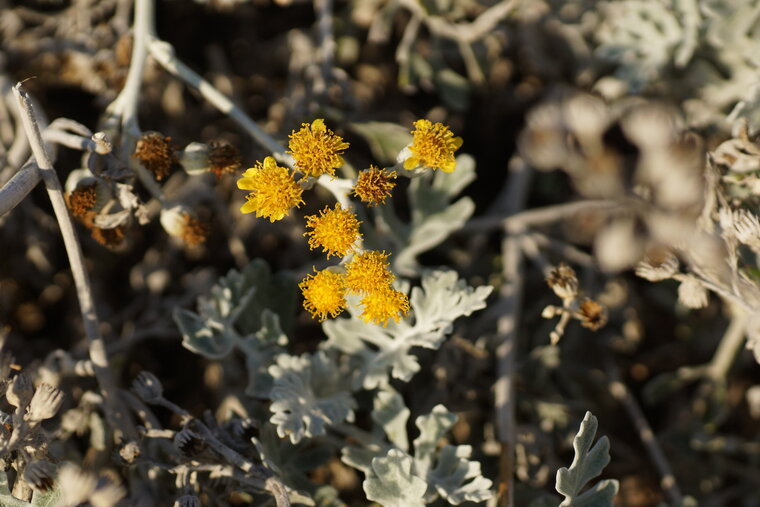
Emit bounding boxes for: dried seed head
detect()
[545,263,579,300]
[67,183,98,217]
[174,427,207,457]
[635,247,679,282]
[58,463,97,505]
[577,298,607,331]
[132,371,163,404]
[174,494,202,507]
[160,206,209,247]
[6,373,33,409]
[27,383,64,423]
[23,460,56,492]
[133,131,176,181]
[208,140,241,178]
[90,225,126,248]
[678,275,708,309]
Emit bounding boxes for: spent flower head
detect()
[353,166,397,206]
[67,183,98,218]
[403,119,462,172]
[360,287,410,326]
[237,156,304,221]
[208,139,242,178]
[304,203,362,258]
[299,268,347,321]
[287,118,349,178]
[133,131,176,181]
[345,251,395,294]
[160,206,209,247]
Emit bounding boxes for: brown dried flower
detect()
[577,298,607,331]
[545,263,579,300]
[208,140,241,178]
[91,226,126,248]
[133,132,176,181]
[66,184,98,218]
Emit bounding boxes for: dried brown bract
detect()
[133,132,177,181]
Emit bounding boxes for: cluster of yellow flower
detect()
[236,118,462,326]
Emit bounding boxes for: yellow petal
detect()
[441,160,456,173]
[452,137,463,150]
[240,199,258,214]
[311,119,326,132]
[403,157,419,170]
[237,178,256,190]
[262,156,277,169]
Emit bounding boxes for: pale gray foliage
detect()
[322,270,492,390]
[555,412,618,507]
[348,404,493,506]
[268,351,356,444]
[173,260,291,397]
[363,449,427,507]
[382,154,476,276]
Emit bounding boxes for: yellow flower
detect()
[353,166,397,206]
[304,203,362,258]
[237,156,304,222]
[360,287,410,326]
[345,251,395,294]
[299,269,347,321]
[287,119,349,178]
[403,119,462,173]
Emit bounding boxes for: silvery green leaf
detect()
[595,1,683,91]
[269,351,356,443]
[322,270,491,390]
[383,155,476,276]
[313,485,348,507]
[372,387,410,451]
[435,68,470,112]
[173,308,236,359]
[425,445,493,504]
[363,449,427,507]
[243,309,288,398]
[350,122,412,165]
[341,443,393,476]
[30,487,60,507]
[556,412,618,507]
[412,404,456,471]
[252,423,332,494]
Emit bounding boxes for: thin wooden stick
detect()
[12,83,137,442]
[494,157,532,507]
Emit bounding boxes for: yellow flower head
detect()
[304,203,362,258]
[299,268,347,321]
[360,287,410,326]
[353,166,397,206]
[237,156,304,222]
[345,251,395,294]
[287,119,350,178]
[403,119,463,173]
